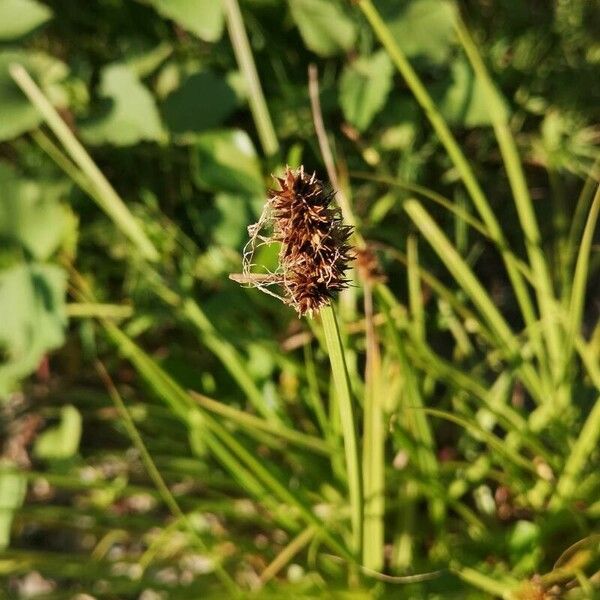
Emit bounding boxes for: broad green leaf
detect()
[289,0,357,57]
[213,193,255,248]
[375,0,457,64]
[0,263,67,396]
[339,51,393,131]
[0,50,68,141]
[0,0,52,40]
[436,58,508,127]
[0,163,69,260]
[146,0,224,42]
[192,130,264,196]
[80,64,164,146]
[162,70,237,136]
[0,468,26,549]
[34,405,82,460]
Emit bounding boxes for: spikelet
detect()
[231,166,353,316]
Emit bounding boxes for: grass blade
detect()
[188,390,333,455]
[356,0,538,342]
[566,183,600,359]
[102,321,352,560]
[455,17,560,374]
[404,199,544,403]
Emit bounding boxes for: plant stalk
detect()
[222,0,279,157]
[320,304,363,558]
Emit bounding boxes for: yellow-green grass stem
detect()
[361,283,384,570]
[321,304,363,559]
[222,0,279,157]
[9,64,159,262]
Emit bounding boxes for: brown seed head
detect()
[233,166,354,316]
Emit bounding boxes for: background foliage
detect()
[1,0,599,598]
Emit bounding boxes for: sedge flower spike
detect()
[230,166,354,316]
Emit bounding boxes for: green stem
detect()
[361,284,384,570]
[320,304,363,558]
[222,0,279,157]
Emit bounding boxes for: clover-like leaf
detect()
[80,64,164,146]
[339,51,394,131]
[146,0,224,42]
[0,263,67,396]
[289,0,357,57]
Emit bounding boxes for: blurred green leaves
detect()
[0,263,66,396]
[145,0,224,42]
[0,165,70,396]
[375,0,457,63]
[192,129,263,197]
[289,0,357,56]
[0,0,52,40]
[0,165,69,260]
[34,405,82,461]
[80,64,164,146]
[339,51,393,131]
[0,469,26,549]
[437,58,508,127]
[162,70,237,136]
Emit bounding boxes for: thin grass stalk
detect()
[9,64,159,261]
[304,342,331,437]
[182,298,282,423]
[454,18,560,376]
[320,304,363,558]
[566,183,600,361]
[451,563,519,596]
[361,282,384,570]
[356,1,539,357]
[308,64,357,232]
[424,409,537,475]
[407,234,425,340]
[94,362,242,597]
[565,158,600,291]
[550,394,600,508]
[188,390,332,455]
[259,526,316,585]
[352,172,491,240]
[404,199,544,402]
[377,288,443,523]
[102,321,352,559]
[222,0,279,156]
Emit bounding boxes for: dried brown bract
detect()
[231,166,354,316]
